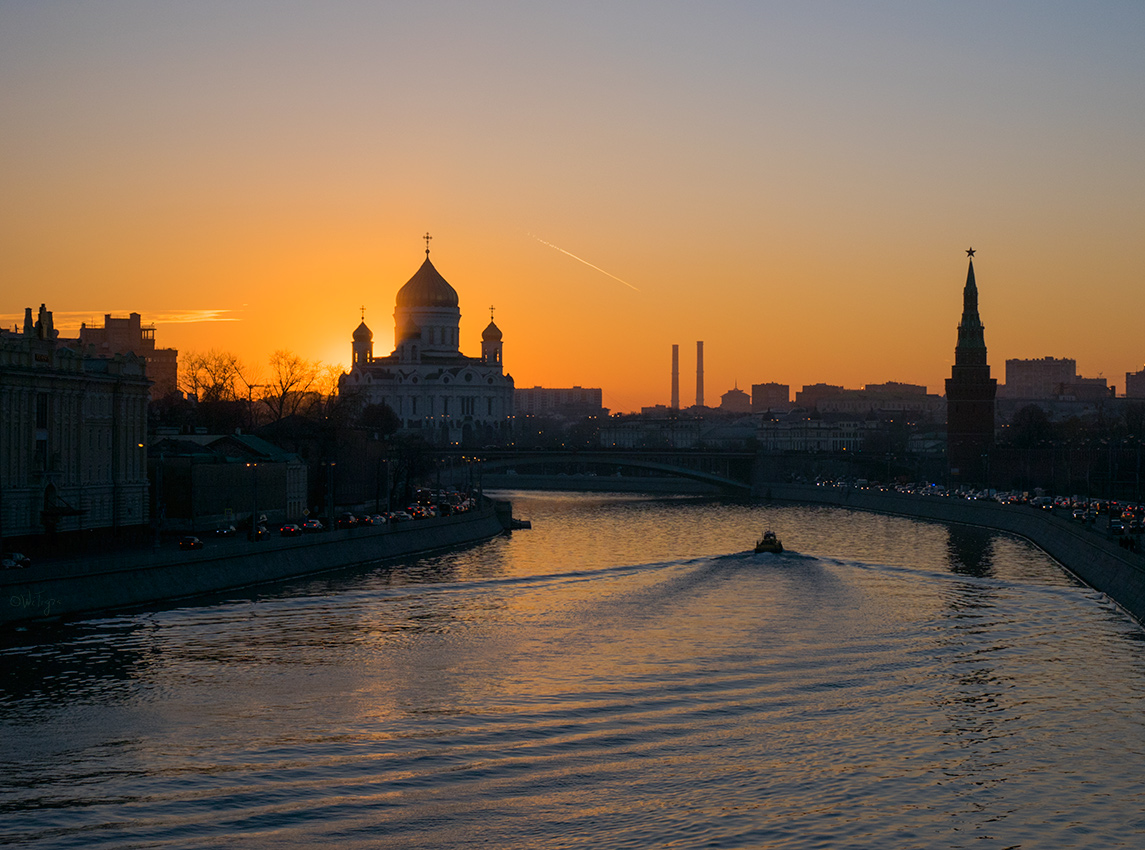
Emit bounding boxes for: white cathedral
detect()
[339,243,515,445]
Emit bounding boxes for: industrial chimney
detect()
[696,341,704,408]
[671,344,680,410]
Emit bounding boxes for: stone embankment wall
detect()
[2,506,506,626]
[756,482,1145,623]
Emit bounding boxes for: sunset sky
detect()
[3,2,1143,412]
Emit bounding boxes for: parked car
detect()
[178,536,204,551]
[1,552,31,569]
[279,523,303,537]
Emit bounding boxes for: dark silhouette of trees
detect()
[360,403,401,437]
[179,349,246,403]
[1008,404,1054,449]
[262,349,322,423]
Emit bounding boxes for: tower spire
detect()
[957,249,984,357]
[946,248,996,485]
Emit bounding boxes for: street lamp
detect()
[152,447,164,549]
[241,382,266,432]
[246,462,259,540]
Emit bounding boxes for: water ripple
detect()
[4,495,1145,848]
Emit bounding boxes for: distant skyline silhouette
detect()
[3,3,1143,412]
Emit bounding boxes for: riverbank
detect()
[1,503,507,626]
[757,482,1145,623]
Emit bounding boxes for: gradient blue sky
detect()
[3,2,1143,411]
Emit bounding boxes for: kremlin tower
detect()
[945,249,997,484]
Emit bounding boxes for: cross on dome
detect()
[423,232,433,256]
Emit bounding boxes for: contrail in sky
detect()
[529,234,641,292]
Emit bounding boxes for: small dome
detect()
[396,257,459,309]
[352,321,373,341]
[482,320,502,342]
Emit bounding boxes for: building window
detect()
[36,394,48,429]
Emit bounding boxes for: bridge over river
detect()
[439,448,755,494]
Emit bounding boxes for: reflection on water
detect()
[946,523,996,577]
[3,492,1145,849]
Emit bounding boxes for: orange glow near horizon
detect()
[3,4,1144,411]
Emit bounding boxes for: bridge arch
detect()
[452,450,753,493]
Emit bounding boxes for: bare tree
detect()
[261,350,322,422]
[179,349,246,403]
[302,363,352,423]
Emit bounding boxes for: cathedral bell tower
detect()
[945,249,997,485]
[351,309,373,369]
[481,306,503,367]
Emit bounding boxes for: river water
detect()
[4,492,1145,849]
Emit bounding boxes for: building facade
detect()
[1001,357,1110,402]
[600,417,703,449]
[815,382,945,420]
[945,252,997,483]
[794,383,845,410]
[756,415,871,453]
[516,386,607,419]
[73,312,179,399]
[339,247,514,446]
[1,304,151,541]
[1127,367,1145,399]
[719,385,751,413]
[1000,357,1076,399]
[751,382,792,413]
[150,433,308,532]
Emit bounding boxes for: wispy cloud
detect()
[529,234,641,292]
[0,309,240,331]
[145,309,240,325]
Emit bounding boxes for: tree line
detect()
[166,348,346,428]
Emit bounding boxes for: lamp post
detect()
[246,462,258,541]
[153,447,164,549]
[243,382,265,432]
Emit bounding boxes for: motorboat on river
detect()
[754,531,783,554]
